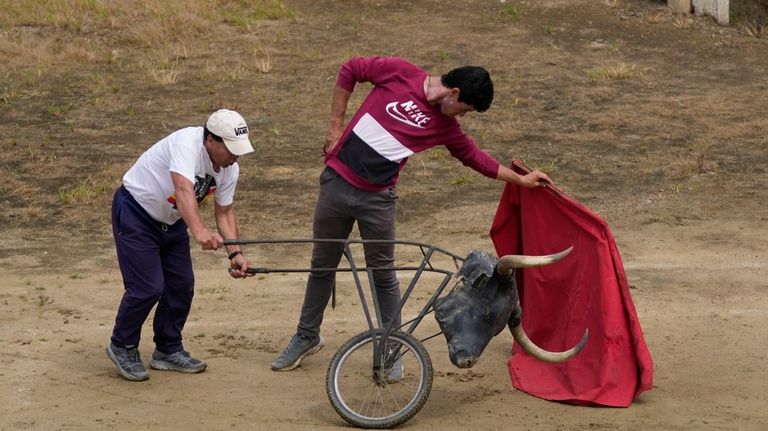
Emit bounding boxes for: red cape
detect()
[490,161,653,407]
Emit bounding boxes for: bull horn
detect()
[511,325,589,363]
[496,246,574,276]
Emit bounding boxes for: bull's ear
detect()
[469,274,490,290]
[459,251,496,287]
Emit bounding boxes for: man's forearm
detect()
[215,205,240,254]
[329,85,352,127]
[497,164,524,185]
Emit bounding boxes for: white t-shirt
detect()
[123,126,239,225]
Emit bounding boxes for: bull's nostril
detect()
[456,359,475,368]
[453,351,477,369]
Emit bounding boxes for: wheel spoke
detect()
[327,330,433,428]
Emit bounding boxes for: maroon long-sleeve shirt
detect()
[324,57,501,192]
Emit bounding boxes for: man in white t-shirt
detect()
[106,109,254,381]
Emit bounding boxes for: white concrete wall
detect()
[691,0,729,25]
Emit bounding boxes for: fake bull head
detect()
[433,247,588,368]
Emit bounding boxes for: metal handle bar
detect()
[242,265,455,275]
[225,238,464,259]
[224,238,466,274]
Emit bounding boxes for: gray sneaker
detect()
[149,350,207,373]
[385,346,404,383]
[106,342,149,382]
[271,333,325,371]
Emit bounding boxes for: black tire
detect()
[326,329,433,429]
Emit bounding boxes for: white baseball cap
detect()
[206,109,254,156]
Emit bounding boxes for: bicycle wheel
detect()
[326,329,433,429]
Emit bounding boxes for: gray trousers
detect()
[297,167,402,336]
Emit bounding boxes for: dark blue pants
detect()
[110,186,194,354]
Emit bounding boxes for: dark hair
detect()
[203,127,223,142]
[441,66,494,112]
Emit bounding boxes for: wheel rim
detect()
[331,334,427,422]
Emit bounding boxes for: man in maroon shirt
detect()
[271,57,552,374]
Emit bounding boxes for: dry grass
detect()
[6,206,46,220]
[0,0,296,89]
[255,46,273,74]
[1,74,20,103]
[660,153,718,178]
[672,15,693,29]
[587,62,639,80]
[738,20,768,38]
[148,61,180,85]
[645,11,665,24]
[0,0,295,32]
[19,143,59,166]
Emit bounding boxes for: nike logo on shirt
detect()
[385,101,430,128]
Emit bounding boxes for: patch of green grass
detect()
[450,171,474,185]
[58,183,99,203]
[501,4,521,20]
[47,101,74,117]
[429,148,447,160]
[58,175,110,204]
[220,0,296,28]
[535,160,558,175]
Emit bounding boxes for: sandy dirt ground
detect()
[1,0,767,430]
